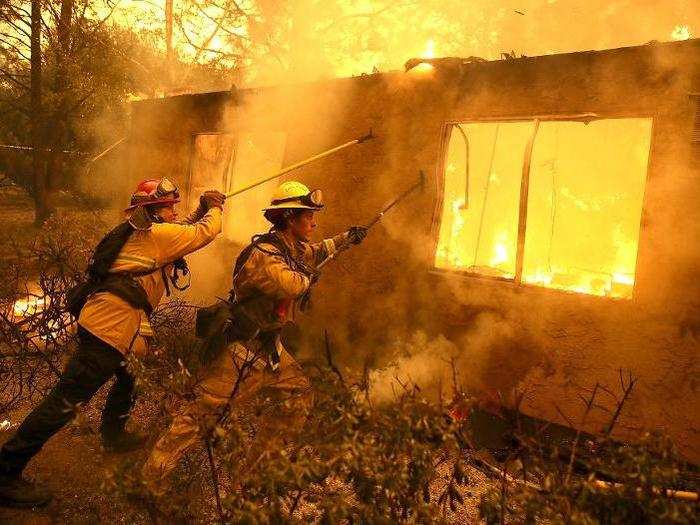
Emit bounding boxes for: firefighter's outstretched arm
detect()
[316,173,423,270]
[309,227,368,267]
[312,226,368,269]
[152,199,223,265]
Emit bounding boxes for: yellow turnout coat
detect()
[78,207,222,355]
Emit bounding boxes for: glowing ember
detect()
[671,25,692,41]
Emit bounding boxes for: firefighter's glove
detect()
[200,190,226,210]
[308,268,321,286]
[347,226,368,245]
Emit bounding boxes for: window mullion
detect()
[514,119,541,284]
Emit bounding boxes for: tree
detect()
[0,0,235,218]
[30,0,48,223]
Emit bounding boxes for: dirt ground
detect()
[0,397,153,525]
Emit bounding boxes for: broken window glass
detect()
[187,133,234,212]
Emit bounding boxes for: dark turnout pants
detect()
[0,327,135,476]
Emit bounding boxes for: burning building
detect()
[125,39,700,461]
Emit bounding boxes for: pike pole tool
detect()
[224,130,374,199]
[317,170,426,270]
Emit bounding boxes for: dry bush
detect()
[116,303,699,524]
[108,311,474,523]
[477,378,699,525]
[0,211,102,414]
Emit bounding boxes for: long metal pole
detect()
[224,131,373,198]
[317,171,424,270]
[364,171,425,229]
[89,137,127,163]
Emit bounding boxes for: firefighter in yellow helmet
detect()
[0,179,225,508]
[141,180,367,495]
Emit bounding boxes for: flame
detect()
[9,293,71,341]
[435,198,467,266]
[423,39,436,59]
[671,25,692,41]
[12,296,47,318]
[412,39,437,73]
[95,1,700,87]
[489,234,510,267]
[612,272,634,286]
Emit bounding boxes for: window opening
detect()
[187,133,234,212]
[514,119,541,283]
[453,124,470,209]
[473,123,499,265]
[435,117,652,299]
[187,131,287,245]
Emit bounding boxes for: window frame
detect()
[185,131,236,212]
[431,113,656,299]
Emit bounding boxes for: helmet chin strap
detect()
[128,206,165,230]
[146,205,165,224]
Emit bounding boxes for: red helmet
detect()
[126,178,180,210]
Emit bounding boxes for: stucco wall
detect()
[129,40,700,461]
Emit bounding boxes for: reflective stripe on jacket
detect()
[78,207,222,354]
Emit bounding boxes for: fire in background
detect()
[435,118,652,299]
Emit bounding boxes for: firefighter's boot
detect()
[0,474,52,508]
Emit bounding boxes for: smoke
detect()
[175,51,368,302]
[368,331,458,403]
[368,312,546,405]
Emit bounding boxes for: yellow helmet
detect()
[263,181,324,211]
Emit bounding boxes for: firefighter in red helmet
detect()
[0,179,225,509]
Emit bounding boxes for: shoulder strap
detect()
[88,222,136,281]
[232,232,286,282]
[230,231,318,304]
